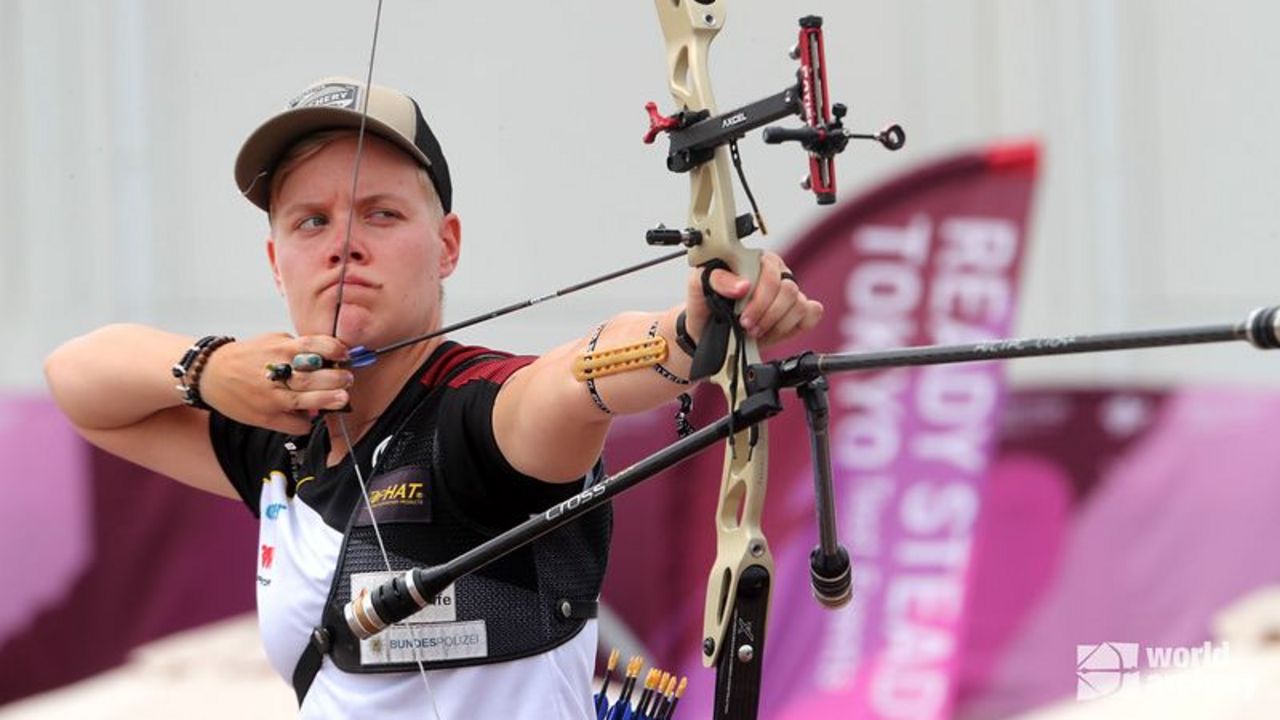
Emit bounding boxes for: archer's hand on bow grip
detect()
[682,252,824,360]
[200,333,353,435]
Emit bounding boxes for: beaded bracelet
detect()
[172,335,235,410]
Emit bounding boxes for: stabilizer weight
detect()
[1246,305,1280,349]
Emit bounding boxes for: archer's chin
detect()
[329,308,379,346]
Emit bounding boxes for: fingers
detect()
[269,336,353,413]
[272,363,353,393]
[705,268,752,300]
[682,266,751,340]
[759,297,823,347]
[714,255,823,344]
[202,332,355,427]
[294,335,350,364]
[273,372,353,413]
[737,258,791,333]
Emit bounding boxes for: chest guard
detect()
[304,378,611,686]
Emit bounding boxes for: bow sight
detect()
[644,15,904,207]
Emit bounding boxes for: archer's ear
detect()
[438,213,462,279]
[266,236,285,295]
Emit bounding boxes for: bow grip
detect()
[689,260,736,381]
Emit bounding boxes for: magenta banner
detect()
[0,395,257,706]
[0,398,91,650]
[604,142,1040,719]
[957,388,1280,717]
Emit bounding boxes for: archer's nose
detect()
[329,246,367,266]
[326,220,369,266]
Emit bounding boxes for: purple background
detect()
[0,397,256,705]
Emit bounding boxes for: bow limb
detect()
[652,0,774,709]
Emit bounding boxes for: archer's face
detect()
[267,134,460,348]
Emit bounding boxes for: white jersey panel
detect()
[256,472,343,682]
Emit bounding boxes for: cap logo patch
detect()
[288,83,360,111]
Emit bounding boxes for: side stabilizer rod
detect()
[750,305,1280,390]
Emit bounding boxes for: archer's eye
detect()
[297,215,329,230]
[368,209,402,222]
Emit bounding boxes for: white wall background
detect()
[3,0,1279,391]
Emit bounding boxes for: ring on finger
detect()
[780,271,797,284]
[291,353,326,372]
[265,362,293,383]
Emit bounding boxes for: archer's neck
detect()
[323,336,443,462]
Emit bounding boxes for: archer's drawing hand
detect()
[200,333,353,435]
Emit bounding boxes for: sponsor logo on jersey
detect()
[368,481,425,508]
[355,467,432,525]
[260,544,275,569]
[265,502,287,520]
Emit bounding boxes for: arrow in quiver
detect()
[594,649,688,720]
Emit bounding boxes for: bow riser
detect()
[652,0,775,683]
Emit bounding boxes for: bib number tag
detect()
[350,571,489,665]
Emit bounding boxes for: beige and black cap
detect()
[235,76,452,213]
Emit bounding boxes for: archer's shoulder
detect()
[420,342,535,389]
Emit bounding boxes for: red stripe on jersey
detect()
[419,344,534,389]
[449,355,535,387]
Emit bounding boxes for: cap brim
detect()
[234,106,432,212]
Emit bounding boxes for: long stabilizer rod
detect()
[760,305,1280,386]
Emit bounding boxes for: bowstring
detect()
[331,1,443,717]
